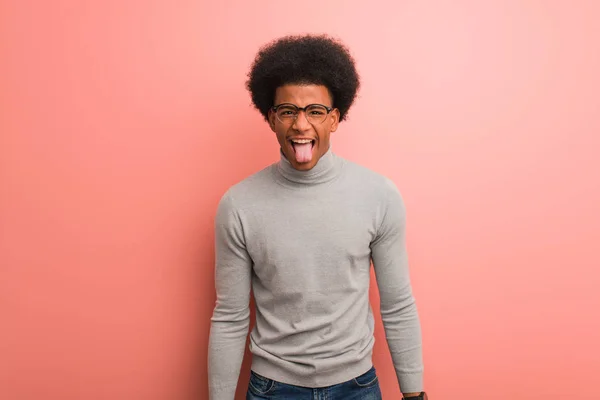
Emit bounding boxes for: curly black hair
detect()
[246,34,360,122]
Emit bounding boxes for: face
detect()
[269,84,339,171]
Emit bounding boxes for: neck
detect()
[276,147,341,186]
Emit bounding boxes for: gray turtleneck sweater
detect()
[208,149,423,398]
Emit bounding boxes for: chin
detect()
[292,161,317,171]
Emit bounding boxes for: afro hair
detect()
[246,34,360,122]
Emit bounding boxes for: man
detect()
[208,34,427,400]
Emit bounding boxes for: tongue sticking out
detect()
[293,142,313,163]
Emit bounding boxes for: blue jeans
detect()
[246,366,382,400]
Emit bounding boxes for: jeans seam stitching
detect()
[249,377,274,395]
[353,375,378,387]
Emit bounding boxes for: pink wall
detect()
[2,1,599,399]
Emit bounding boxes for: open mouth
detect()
[289,139,315,163]
[290,138,315,148]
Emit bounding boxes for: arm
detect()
[208,193,253,399]
[370,181,424,395]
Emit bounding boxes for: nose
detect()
[291,110,312,131]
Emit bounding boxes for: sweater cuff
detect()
[398,372,423,394]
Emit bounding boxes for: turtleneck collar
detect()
[275,146,342,186]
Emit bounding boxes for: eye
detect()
[307,105,327,115]
[277,105,298,116]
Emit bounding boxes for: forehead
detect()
[274,84,332,106]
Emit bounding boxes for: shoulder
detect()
[341,157,402,198]
[217,163,277,212]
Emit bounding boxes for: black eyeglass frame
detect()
[270,103,335,124]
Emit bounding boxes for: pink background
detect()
[1,1,599,399]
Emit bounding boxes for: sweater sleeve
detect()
[370,181,424,393]
[208,193,253,400]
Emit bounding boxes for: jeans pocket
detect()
[352,366,379,388]
[248,371,276,395]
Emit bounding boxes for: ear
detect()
[329,108,340,133]
[268,108,277,132]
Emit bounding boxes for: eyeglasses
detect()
[271,103,334,125]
